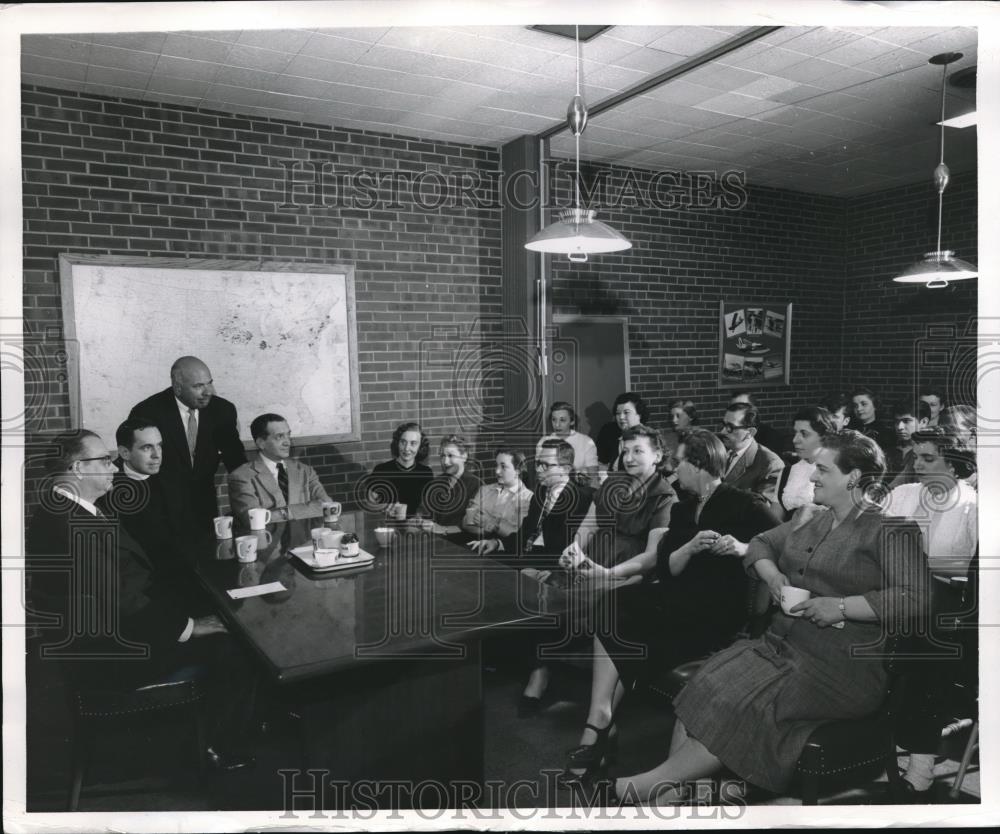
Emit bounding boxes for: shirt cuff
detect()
[178,617,195,643]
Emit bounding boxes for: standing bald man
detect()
[130,356,246,535]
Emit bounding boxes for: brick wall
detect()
[21,84,504,513]
[549,164,847,438]
[842,171,978,417]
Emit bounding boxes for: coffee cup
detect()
[391,503,408,521]
[374,527,395,548]
[248,508,271,530]
[311,527,328,550]
[321,529,344,550]
[235,534,259,563]
[340,540,361,557]
[780,586,811,616]
[213,515,234,539]
[322,501,342,522]
[313,548,339,568]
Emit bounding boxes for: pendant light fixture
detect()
[524,25,631,262]
[893,52,977,289]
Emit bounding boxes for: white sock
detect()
[903,753,935,791]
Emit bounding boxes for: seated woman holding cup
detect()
[558,428,778,785]
[366,421,434,519]
[464,447,534,549]
[588,430,926,804]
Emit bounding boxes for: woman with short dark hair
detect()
[365,422,433,516]
[777,406,835,519]
[595,392,651,472]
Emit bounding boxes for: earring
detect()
[846,480,857,490]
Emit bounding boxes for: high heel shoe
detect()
[565,721,618,769]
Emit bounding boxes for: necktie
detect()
[525,489,557,553]
[186,408,198,464]
[277,461,289,504]
[726,450,738,474]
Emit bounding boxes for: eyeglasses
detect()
[720,422,747,434]
[77,455,114,465]
[535,460,559,471]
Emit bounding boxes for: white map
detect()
[61,260,358,449]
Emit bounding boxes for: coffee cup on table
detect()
[340,539,361,557]
[780,586,811,616]
[321,529,344,550]
[248,508,271,530]
[390,503,408,522]
[374,527,395,548]
[235,535,258,563]
[313,548,339,568]
[322,501,342,522]
[213,515,234,539]
[311,527,328,551]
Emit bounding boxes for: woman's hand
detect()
[686,530,721,554]
[709,534,748,558]
[793,596,845,628]
[468,539,500,555]
[573,554,613,581]
[559,541,587,571]
[765,572,790,605]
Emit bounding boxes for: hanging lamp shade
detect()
[524,27,631,262]
[893,52,977,288]
[524,208,632,260]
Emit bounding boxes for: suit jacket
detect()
[723,439,784,506]
[129,388,246,532]
[227,457,333,525]
[26,497,190,676]
[499,480,594,569]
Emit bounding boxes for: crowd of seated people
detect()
[26,356,978,804]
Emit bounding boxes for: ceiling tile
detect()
[225,43,294,74]
[182,31,243,44]
[153,55,220,82]
[609,26,681,48]
[775,28,860,57]
[89,32,167,52]
[614,46,686,74]
[21,36,91,63]
[21,54,88,82]
[684,64,763,92]
[270,75,334,99]
[696,92,782,118]
[161,33,233,64]
[869,27,948,48]
[719,43,815,74]
[213,65,280,90]
[353,45,473,79]
[298,33,374,63]
[312,28,391,45]
[236,29,312,53]
[145,76,211,98]
[284,54,354,83]
[87,64,151,89]
[854,47,931,75]
[644,27,733,57]
[88,45,159,74]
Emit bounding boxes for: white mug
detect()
[213,515,233,539]
[321,529,344,550]
[391,502,408,521]
[322,501,342,522]
[248,508,271,530]
[235,535,258,563]
[780,586,811,617]
[311,527,328,551]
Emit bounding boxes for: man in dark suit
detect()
[26,430,255,768]
[728,391,786,455]
[720,402,785,508]
[472,438,594,569]
[129,356,246,537]
[99,418,207,603]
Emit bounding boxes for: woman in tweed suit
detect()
[607,430,928,804]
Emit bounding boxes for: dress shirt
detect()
[175,396,199,432]
[53,484,193,642]
[883,481,978,575]
[463,480,533,538]
[781,459,816,511]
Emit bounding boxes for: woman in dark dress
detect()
[364,421,433,516]
[603,430,927,804]
[558,429,777,784]
[595,392,650,473]
[851,387,890,453]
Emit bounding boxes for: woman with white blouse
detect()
[777,406,834,520]
[536,401,599,487]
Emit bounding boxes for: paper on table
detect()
[227,581,286,599]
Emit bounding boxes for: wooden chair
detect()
[67,676,208,811]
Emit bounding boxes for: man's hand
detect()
[191,615,228,637]
[468,539,500,555]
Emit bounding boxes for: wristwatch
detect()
[838,597,847,620]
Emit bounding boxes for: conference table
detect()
[194,510,579,806]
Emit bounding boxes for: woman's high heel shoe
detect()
[566,721,618,768]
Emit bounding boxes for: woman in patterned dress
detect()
[606,430,927,804]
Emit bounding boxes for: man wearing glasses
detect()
[473,439,594,567]
[719,402,784,509]
[26,430,255,770]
